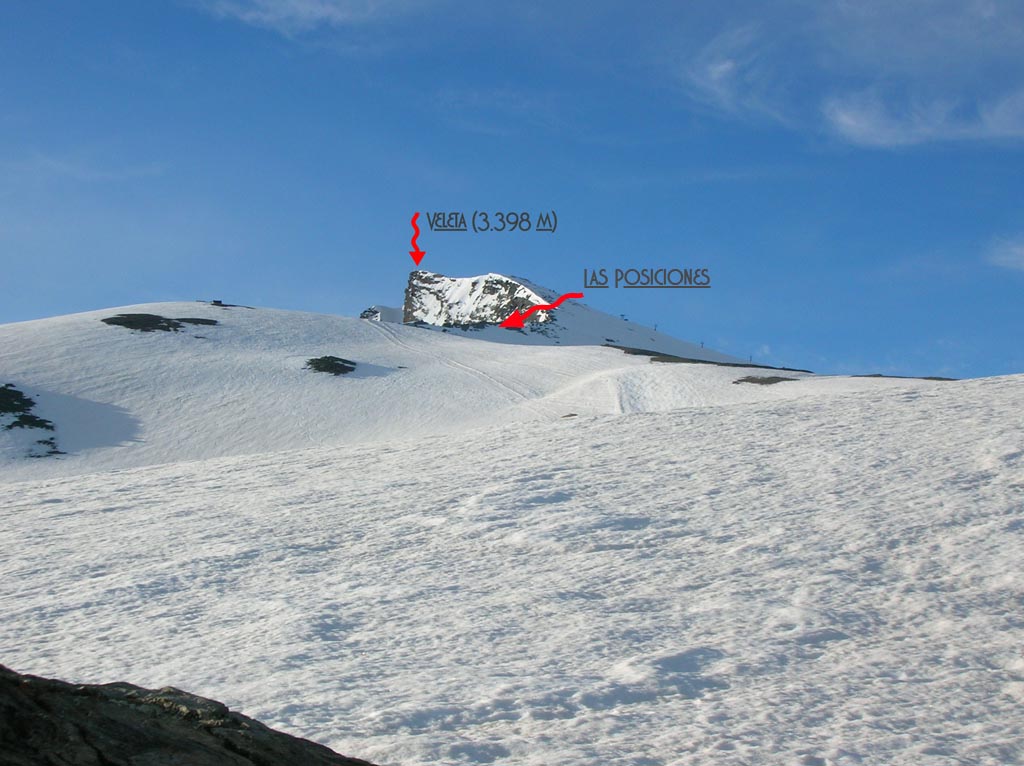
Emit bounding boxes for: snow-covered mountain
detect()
[398,270,745,363]
[4,284,1021,766]
[402,271,552,326]
[0,294,924,480]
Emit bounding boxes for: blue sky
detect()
[2,1,1022,377]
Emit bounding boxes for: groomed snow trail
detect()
[3,375,1022,766]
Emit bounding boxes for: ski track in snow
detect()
[1,301,891,481]
[3,373,1023,766]
[370,320,536,406]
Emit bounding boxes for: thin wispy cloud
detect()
[680,24,794,126]
[988,237,1024,272]
[195,0,1024,148]
[197,0,428,33]
[822,89,1024,147]
[675,0,1024,148]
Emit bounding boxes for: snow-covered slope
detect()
[2,374,1021,765]
[3,296,1020,765]
[1,300,910,481]
[401,271,744,363]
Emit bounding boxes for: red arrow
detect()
[409,211,426,265]
[500,292,584,329]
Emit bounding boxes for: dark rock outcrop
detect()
[306,356,357,376]
[0,384,63,458]
[0,384,54,433]
[101,314,219,333]
[733,375,799,385]
[0,664,378,766]
[358,305,402,322]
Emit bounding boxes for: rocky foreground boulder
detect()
[0,664,377,766]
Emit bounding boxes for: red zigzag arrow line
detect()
[409,212,425,265]
[520,292,584,320]
[501,292,584,328]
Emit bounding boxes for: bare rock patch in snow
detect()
[0,383,62,458]
[101,314,219,333]
[0,664,379,766]
[733,376,800,385]
[306,356,358,376]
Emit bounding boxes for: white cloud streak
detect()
[822,89,1024,146]
[988,237,1024,271]
[198,0,425,33]
[681,25,792,125]
[677,0,1024,147]
[194,0,1024,148]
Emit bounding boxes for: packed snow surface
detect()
[3,359,1022,764]
[3,301,834,480]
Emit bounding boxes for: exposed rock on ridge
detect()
[403,270,551,326]
[0,664,378,766]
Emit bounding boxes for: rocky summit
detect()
[0,664,377,766]
[402,270,551,326]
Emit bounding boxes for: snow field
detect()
[2,302,923,481]
[2,374,1022,765]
